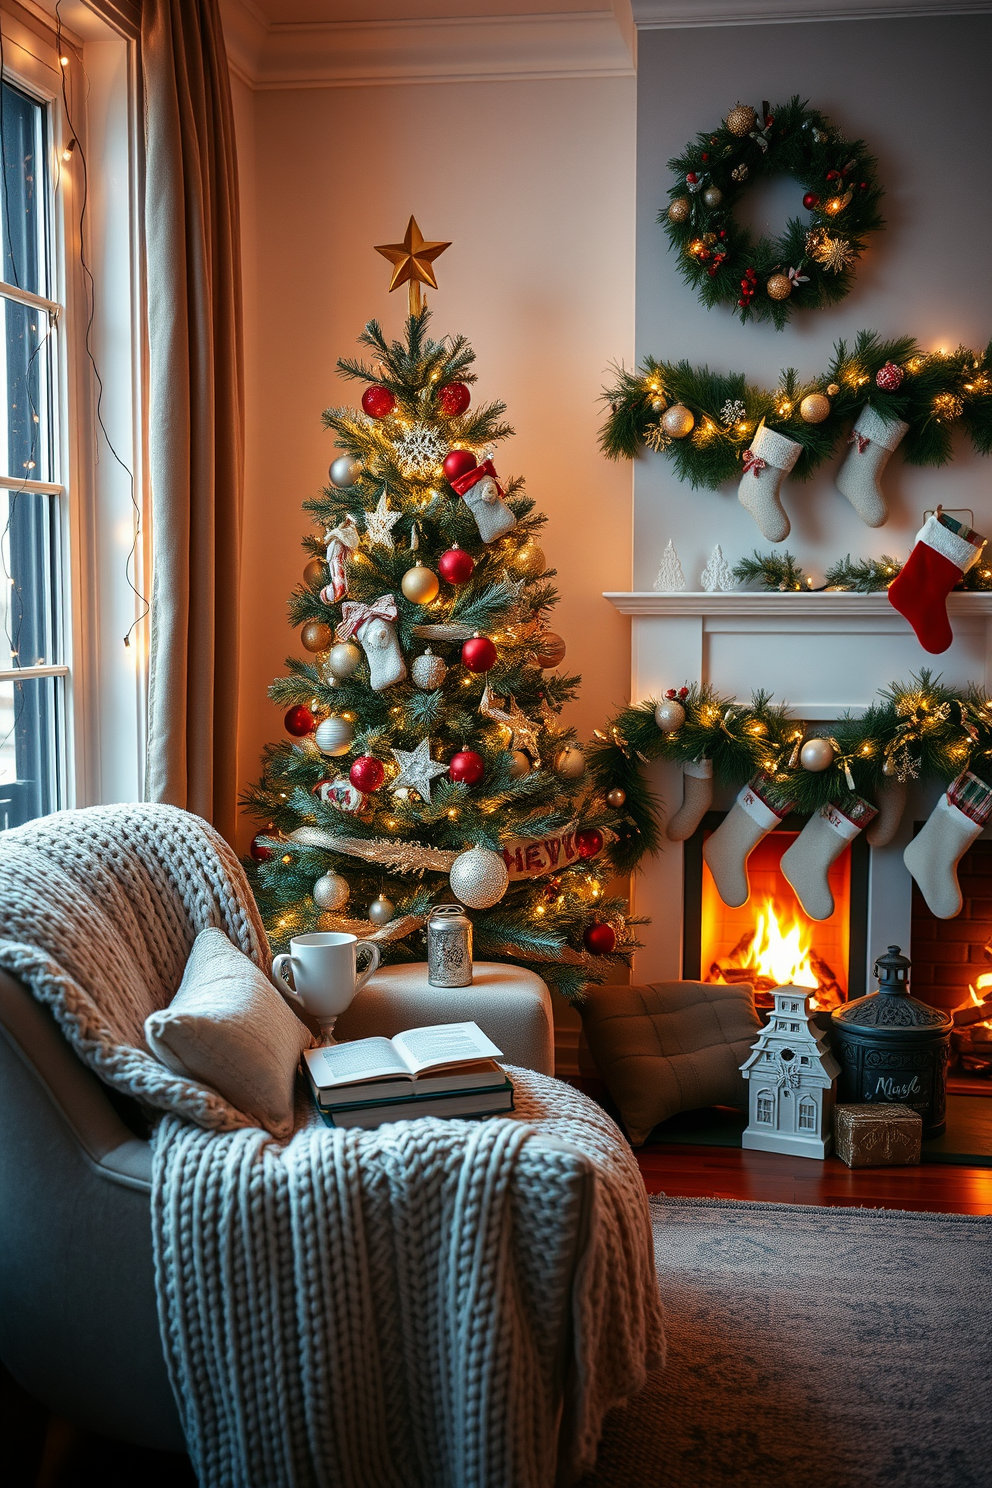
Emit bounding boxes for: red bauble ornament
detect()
[584,922,616,956]
[438,545,475,585]
[576,829,604,860]
[349,756,385,793]
[461,636,497,673]
[802,191,820,209]
[443,448,477,484]
[448,749,485,786]
[284,704,315,737]
[361,385,396,419]
[876,361,904,391]
[250,833,274,862]
[438,382,471,417]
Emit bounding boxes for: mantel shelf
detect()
[603,591,992,618]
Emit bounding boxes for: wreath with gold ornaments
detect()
[662,96,884,329]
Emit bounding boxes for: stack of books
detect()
[304,1020,513,1130]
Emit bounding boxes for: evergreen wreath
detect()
[662,97,884,328]
[600,331,992,483]
[590,674,992,873]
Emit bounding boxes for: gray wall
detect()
[633,14,992,591]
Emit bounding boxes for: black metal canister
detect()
[830,946,952,1135]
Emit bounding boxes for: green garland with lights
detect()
[589,674,992,874]
[662,97,884,328]
[600,331,992,484]
[731,549,992,593]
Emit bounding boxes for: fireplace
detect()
[911,835,992,1083]
[682,812,868,1011]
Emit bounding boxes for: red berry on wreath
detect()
[802,191,820,209]
[678,687,689,698]
[438,545,475,585]
[349,756,385,793]
[686,172,698,184]
[449,749,485,786]
[461,635,497,673]
[361,386,396,419]
[576,829,604,860]
[701,153,709,162]
[250,833,274,863]
[584,922,616,956]
[443,448,477,484]
[876,361,904,391]
[826,169,840,181]
[284,704,315,737]
[718,230,727,239]
[438,381,471,417]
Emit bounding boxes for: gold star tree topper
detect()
[375,216,451,316]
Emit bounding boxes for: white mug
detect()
[272,932,380,1044]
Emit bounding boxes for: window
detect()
[800,1055,809,1065]
[756,1092,774,1124]
[790,1023,799,1032]
[798,1099,817,1131]
[0,77,65,829]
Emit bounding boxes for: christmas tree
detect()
[244,223,638,1002]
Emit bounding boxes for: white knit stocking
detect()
[903,771,992,918]
[737,422,802,544]
[666,758,714,841]
[835,405,909,528]
[702,774,792,908]
[781,796,877,921]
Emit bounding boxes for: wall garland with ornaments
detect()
[600,332,992,543]
[589,673,992,878]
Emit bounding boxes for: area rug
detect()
[582,1196,992,1488]
[642,1093,992,1165]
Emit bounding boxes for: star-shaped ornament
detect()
[364,492,402,550]
[375,216,451,297]
[479,685,542,765]
[390,738,450,803]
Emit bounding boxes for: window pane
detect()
[1,485,58,667]
[0,297,55,483]
[1,80,48,298]
[0,672,62,828]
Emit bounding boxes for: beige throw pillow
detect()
[145,928,311,1139]
[580,980,762,1146]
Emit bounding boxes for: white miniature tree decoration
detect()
[740,988,840,1159]
[653,539,686,593]
[701,543,735,592]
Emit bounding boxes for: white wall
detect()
[633,14,992,592]
[233,73,637,851]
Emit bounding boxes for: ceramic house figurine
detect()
[740,987,840,1158]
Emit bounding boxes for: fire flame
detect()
[966,972,992,1027]
[739,897,818,992]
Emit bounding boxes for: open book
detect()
[304,1021,505,1107]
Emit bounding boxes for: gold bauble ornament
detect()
[702,185,723,209]
[534,632,566,669]
[606,787,627,808]
[667,197,691,223]
[800,737,834,772]
[301,620,333,653]
[726,103,757,137]
[303,557,325,589]
[882,756,896,777]
[661,404,694,439]
[326,641,362,679]
[555,747,586,780]
[654,699,685,733]
[766,273,792,301]
[508,750,532,779]
[826,383,840,397]
[800,393,832,424]
[368,894,395,927]
[513,541,546,577]
[400,562,440,604]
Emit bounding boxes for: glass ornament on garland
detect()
[244,255,636,1001]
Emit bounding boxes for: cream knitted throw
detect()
[0,805,665,1487]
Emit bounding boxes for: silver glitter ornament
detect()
[411,648,447,690]
[315,715,355,756]
[313,872,350,911]
[448,847,509,909]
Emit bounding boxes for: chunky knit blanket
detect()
[0,805,665,1487]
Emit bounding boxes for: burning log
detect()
[952,997,992,1028]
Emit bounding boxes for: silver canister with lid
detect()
[427,904,473,987]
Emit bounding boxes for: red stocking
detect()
[888,512,985,654]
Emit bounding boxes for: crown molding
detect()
[220,3,636,90]
[631,0,992,26]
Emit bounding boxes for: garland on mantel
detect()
[600,331,992,484]
[589,673,992,873]
[732,548,992,593]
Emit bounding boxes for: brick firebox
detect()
[910,839,992,1015]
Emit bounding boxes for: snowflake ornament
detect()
[720,400,746,427]
[807,231,854,274]
[394,423,447,479]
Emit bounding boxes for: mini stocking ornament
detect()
[737,422,802,544]
[702,773,793,908]
[450,459,516,543]
[666,758,713,841]
[865,779,908,848]
[835,406,909,528]
[903,769,992,918]
[781,795,877,921]
[337,593,407,692]
[888,512,985,654]
[320,515,360,604]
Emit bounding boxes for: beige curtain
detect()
[141,0,244,844]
